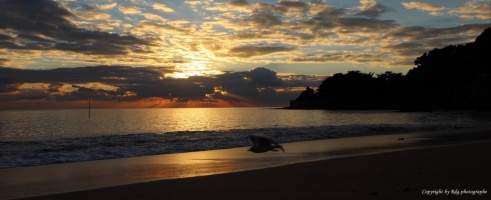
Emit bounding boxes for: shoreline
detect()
[1,128,491,199]
[26,140,491,200]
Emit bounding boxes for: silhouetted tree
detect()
[314,71,397,109]
[403,27,491,110]
[296,87,315,101]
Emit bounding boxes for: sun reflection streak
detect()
[221,92,258,105]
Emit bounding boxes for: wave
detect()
[0,123,476,169]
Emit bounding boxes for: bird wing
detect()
[248,135,273,148]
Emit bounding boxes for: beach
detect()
[1,128,489,199]
[24,140,491,200]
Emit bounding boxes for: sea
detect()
[1,108,491,169]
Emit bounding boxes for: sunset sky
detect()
[1,0,490,109]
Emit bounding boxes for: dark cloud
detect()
[274,4,395,35]
[47,83,64,93]
[252,1,312,15]
[228,44,296,58]
[226,2,399,44]
[230,0,249,6]
[337,17,397,31]
[234,0,489,56]
[387,23,491,44]
[385,42,424,50]
[213,67,302,105]
[58,85,113,101]
[311,6,346,21]
[279,1,310,10]
[246,12,283,28]
[0,0,150,55]
[248,67,283,86]
[0,66,177,101]
[0,66,167,84]
[0,66,319,106]
[382,42,430,57]
[381,23,491,58]
[223,1,400,45]
[0,78,20,93]
[254,3,288,14]
[0,58,9,66]
[0,89,49,101]
[216,72,260,100]
[291,53,384,63]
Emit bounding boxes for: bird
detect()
[247,135,285,153]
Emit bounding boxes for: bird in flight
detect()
[248,135,285,153]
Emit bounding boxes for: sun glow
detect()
[168,61,222,79]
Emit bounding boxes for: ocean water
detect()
[1,108,491,168]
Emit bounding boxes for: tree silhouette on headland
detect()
[289,27,491,110]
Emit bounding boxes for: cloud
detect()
[382,42,428,57]
[248,67,283,86]
[386,23,491,46]
[402,1,491,19]
[375,23,491,64]
[228,44,296,58]
[337,17,397,31]
[0,0,150,56]
[0,66,207,101]
[449,1,491,20]
[401,2,445,15]
[143,13,166,21]
[291,52,385,63]
[74,5,112,21]
[355,0,390,18]
[245,12,284,28]
[0,74,21,93]
[199,0,488,69]
[213,67,290,105]
[99,2,118,10]
[0,58,10,66]
[0,65,320,107]
[153,3,175,13]
[2,0,490,78]
[118,6,142,14]
[229,0,249,6]
[279,1,310,12]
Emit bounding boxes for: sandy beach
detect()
[25,141,491,200]
[2,128,490,200]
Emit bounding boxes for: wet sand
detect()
[25,141,491,200]
[2,128,490,199]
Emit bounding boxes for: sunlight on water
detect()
[1,108,491,168]
[1,108,491,142]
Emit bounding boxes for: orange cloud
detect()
[402,2,445,13]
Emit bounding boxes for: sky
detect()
[0,0,490,109]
